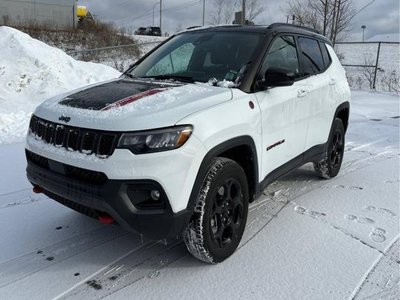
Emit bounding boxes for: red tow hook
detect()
[33,186,43,194]
[98,214,115,224]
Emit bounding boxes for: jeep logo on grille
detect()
[59,115,71,123]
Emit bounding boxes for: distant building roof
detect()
[367,33,400,43]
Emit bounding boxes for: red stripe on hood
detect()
[101,88,169,111]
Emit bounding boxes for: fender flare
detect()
[186,136,259,211]
[333,101,350,133]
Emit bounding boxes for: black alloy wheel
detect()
[183,158,249,263]
[210,178,245,248]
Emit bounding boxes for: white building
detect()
[0,0,77,29]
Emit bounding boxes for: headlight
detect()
[117,125,193,154]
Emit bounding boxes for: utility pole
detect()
[361,25,366,42]
[202,0,205,26]
[160,0,162,34]
[153,2,159,26]
[242,0,246,25]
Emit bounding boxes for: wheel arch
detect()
[187,136,259,211]
[335,101,350,132]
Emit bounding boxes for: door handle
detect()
[297,89,309,98]
[329,78,336,85]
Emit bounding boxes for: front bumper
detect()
[26,151,191,239]
[25,132,206,213]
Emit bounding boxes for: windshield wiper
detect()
[140,74,195,83]
[123,72,134,79]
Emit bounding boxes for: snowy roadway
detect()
[0,91,398,299]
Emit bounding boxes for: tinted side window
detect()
[260,35,300,79]
[319,41,332,68]
[298,37,324,76]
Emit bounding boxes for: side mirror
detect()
[258,67,295,89]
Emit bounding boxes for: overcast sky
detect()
[78,0,399,41]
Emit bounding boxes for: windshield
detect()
[127,31,264,85]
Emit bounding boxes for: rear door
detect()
[297,37,336,150]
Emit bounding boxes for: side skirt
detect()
[255,143,327,197]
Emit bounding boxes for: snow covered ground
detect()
[0,26,121,145]
[0,91,398,299]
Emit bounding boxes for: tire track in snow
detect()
[0,226,129,288]
[56,240,187,300]
[0,188,31,198]
[0,188,45,209]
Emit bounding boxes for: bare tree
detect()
[362,58,376,90]
[287,0,323,30]
[330,0,353,44]
[209,0,236,25]
[209,0,265,25]
[245,0,265,22]
[286,0,354,44]
[380,70,400,95]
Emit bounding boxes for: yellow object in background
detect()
[77,6,88,18]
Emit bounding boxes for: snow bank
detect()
[0,26,121,144]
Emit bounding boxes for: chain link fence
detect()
[334,42,400,94]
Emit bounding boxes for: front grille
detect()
[29,115,120,158]
[26,150,108,185]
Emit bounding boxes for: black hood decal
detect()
[59,79,181,110]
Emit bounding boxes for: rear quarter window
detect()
[319,41,332,68]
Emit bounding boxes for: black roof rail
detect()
[186,26,202,30]
[268,23,321,35]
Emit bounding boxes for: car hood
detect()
[34,78,232,131]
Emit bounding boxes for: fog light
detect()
[150,190,161,201]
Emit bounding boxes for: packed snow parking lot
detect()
[0,27,399,299]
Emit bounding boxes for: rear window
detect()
[298,37,325,76]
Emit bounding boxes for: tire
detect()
[183,157,249,263]
[314,118,345,179]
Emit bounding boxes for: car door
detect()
[297,37,336,150]
[253,35,309,177]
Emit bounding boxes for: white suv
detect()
[26,23,350,263]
